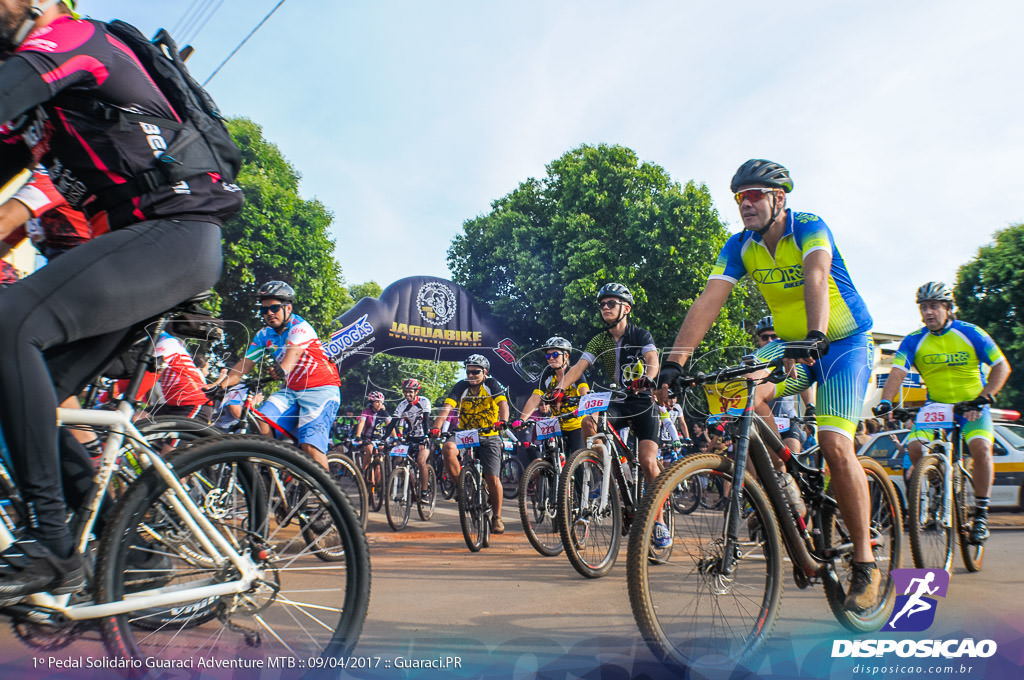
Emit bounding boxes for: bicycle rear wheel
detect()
[417,466,437,521]
[557,448,622,578]
[501,454,523,500]
[907,454,953,571]
[955,464,984,572]
[822,457,903,632]
[458,466,486,552]
[326,451,368,531]
[627,453,782,669]
[96,434,370,666]
[385,466,412,531]
[519,458,563,556]
[669,472,701,515]
[366,458,384,512]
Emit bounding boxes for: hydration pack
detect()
[75,20,241,216]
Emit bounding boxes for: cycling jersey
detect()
[153,332,208,406]
[891,320,1005,404]
[246,314,341,392]
[710,210,873,341]
[392,396,432,438]
[358,407,391,439]
[532,366,588,431]
[1,16,242,234]
[444,377,508,436]
[2,167,91,257]
[581,323,657,398]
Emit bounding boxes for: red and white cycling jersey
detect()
[154,332,209,406]
[246,314,341,392]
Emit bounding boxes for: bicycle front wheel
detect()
[417,466,437,521]
[519,458,563,556]
[326,450,368,531]
[557,448,622,578]
[907,454,953,571]
[458,466,486,552]
[366,458,384,512]
[627,454,782,669]
[96,434,370,665]
[385,466,412,531]
[501,455,524,500]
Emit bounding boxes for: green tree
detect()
[447,143,760,368]
[335,281,460,408]
[955,223,1024,407]
[216,118,351,348]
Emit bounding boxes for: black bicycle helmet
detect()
[916,281,954,305]
[730,159,794,193]
[754,316,774,335]
[257,280,295,303]
[597,282,634,305]
[541,336,572,353]
[465,354,490,371]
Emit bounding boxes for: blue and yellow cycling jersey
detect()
[892,320,1006,404]
[709,210,872,342]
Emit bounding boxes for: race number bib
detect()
[536,417,562,440]
[578,392,612,415]
[389,444,410,457]
[703,381,749,423]
[916,402,954,430]
[454,429,480,449]
[774,416,791,433]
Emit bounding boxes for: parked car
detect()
[857,409,1024,512]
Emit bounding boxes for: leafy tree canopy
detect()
[955,223,1024,406]
[447,143,761,364]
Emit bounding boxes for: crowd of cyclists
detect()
[0,0,1012,656]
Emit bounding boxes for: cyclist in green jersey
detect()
[658,159,880,610]
[874,282,1011,543]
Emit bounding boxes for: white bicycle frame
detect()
[0,401,263,621]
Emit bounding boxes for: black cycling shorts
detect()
[607,397,660,444]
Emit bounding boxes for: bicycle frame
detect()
[585,411,641,519]
[0,402,262,621]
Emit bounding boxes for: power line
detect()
[183,0,225,45]
[172,0,208,37]
[202,0,290,87]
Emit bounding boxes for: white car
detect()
[857,408,1024,511]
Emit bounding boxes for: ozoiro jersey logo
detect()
[417,282,457,326]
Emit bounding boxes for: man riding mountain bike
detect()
[873,282,1011,544]
[0,0,241,604]
[388,378,433,498]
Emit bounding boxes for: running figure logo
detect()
[884,568,949,632]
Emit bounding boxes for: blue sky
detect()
[93,1,1023,336]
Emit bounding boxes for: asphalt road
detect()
[1,502,1022,680]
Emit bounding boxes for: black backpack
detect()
[75,20,242,215]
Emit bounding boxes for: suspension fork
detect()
[720,379,755,576]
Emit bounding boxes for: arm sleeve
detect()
[0,57,51,126]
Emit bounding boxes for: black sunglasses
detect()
[598,299,622,309]
[759,333,778,341]
[466,369,483,376]
[257,303,286,315]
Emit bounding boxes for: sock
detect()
[853,560,877,571]
[975,497,989,515]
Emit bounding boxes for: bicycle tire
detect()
[519,458,563,557]
[907,454,953,571]
[699,473,728,510]
[326,451,368,531]
[95,434,370,666]
[557,448,622,578]
[646,489,674,566]
[385,466,412,531]
[669,469,701,515]
[955,463,984,572]
[417,466,437,521]
[501,455,523,500]
[822,456,903,632]
[626,453,782,669]
[135,415,222,453]
[366,459,384,512]
[458,466,485,552]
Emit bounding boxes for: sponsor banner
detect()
[326,276,533,397]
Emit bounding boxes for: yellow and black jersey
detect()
[532,366,588,431]
[444,377,507,436]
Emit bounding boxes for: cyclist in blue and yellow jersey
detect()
[658,159,880,611]
[513,337,590,454]
[874,282,1011,544]
[556,283,669,548]
[430,355,510,534]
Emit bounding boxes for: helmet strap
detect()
[603,302,629,329]
[752,194,782,236]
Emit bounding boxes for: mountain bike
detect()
[627,351,902,670]
[361,438,389,513]
[500,437,524,500]
[516,404,580,557]
[428,436,457,500]
[557,388,675,579]
[0,295,370,666]
[453,426,516,552]
[897,402,986,573]
[384,437,437,531]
